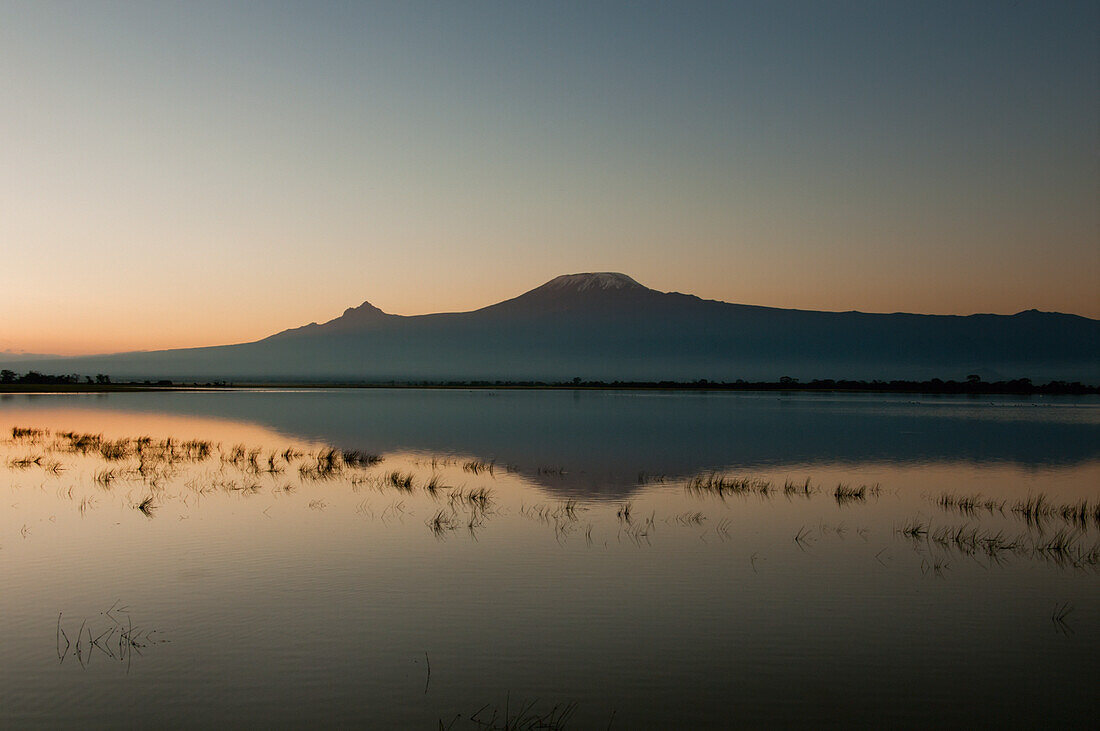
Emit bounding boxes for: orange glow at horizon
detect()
[3,260,1099,357]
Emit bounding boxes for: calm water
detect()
[0,389,1097,728]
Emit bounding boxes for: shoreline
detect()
[2,380,1098,396]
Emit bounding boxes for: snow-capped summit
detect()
[539,272,646,292]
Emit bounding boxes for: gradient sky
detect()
[1,1,1098,355]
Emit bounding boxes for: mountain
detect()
[3,273,1098,383]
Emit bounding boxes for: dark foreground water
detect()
[0,389,1097,728]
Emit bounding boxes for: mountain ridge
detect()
[3,272,1098,383]
[265,272,1097,343]
[278,273,1091,333]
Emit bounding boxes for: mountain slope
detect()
[3,273,1098,382]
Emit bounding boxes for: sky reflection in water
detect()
[0,391,1097,728]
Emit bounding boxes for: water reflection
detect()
[3,389,1099,497]
[1,393,1098,728]
[3,420,1097,567]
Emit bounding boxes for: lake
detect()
[1,389,1097,728]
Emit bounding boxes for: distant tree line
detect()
[1,370,1096,394]
[0,370,178,387]
[1,370,113,385]
[413,376,1099,395]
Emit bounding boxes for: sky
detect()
[1,1,1097,355]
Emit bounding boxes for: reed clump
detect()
[341,450,382,468]
[898,517,1100,569]
[897,519,928,539]
[932,491,1098,530]
[686,473,772,498]
[179,439,213,461]
[929,525,1023,558]
[387,471,415,491]
[443,698,577,731]
[621,514,654,545]
[427,509,458,537]
[449,486,494,511]
[1056,500,1096,530]
[462,459,495,476]
[424,474,445,496]
[298,449,348,481]
[1011,494,1099,530]
[134,495,156,516]
[1012,494,1051,525]
[56,602,165,669]
[1051,602,1074,635]
[783,477,816,497]
[933,492,1006,515]
[7,454,43,469]
[314,448,342,476]
[12,426,49,440]
[519,499,586,539]
[833,483,865,505]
